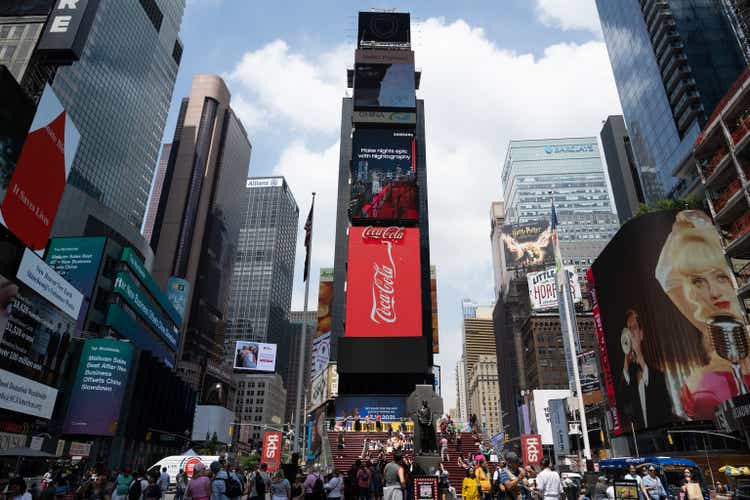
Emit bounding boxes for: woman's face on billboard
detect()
[686,267,735,320]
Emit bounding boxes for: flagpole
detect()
[550,195,591,461]
[293,192,315,454]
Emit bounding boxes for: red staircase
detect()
[328,431,475,491]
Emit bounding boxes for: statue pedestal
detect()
[412,454,442,476]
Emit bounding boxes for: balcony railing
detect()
[715,178,742,212]
[731,110,750,146]
[729,210,750,242]
[702,145,729,178]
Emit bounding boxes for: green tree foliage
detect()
[634,195,704,217]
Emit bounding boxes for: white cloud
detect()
[534,0,602,33]
[228,40,350,134]
[228,16,621,412]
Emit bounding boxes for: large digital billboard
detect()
[431,266,439,354]
[350,128,417,222]
[0,85,80,251]
[46,236,106,328]
[354,63,416,109]
[589,210,749,433]
[233,341,277,372]
[0,226,83,418]
[345,226,422,338]
[63,338,134,436]
[501,221,554,269]
[335,395,407,421]
[358,12,410,46]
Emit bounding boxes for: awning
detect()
[0,448,57,458]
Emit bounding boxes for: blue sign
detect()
[166,277,190,320]
[335,396,406,422]
[544,144,595,154]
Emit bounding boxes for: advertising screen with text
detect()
[350,128,417,222]
[345,227,422,338]
[589,210,750,433]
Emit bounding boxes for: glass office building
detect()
[225,177,299,353]
[502,138,619,239]
[596,0,745,199]
[51,0,185,229]
[501,138,619,285]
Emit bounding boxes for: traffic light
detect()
[146,432,152,442]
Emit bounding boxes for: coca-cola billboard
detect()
[345,226,422,338]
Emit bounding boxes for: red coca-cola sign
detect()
[361,226,405,241]
[345,226,422,338]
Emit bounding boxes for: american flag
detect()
[303,197,314,282]
[551,201,564,286]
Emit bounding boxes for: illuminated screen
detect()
[345,226,422,338]
[233,341,277,372]
[354,63,416,109]
[589,210,749,433]
[350,128,417,222]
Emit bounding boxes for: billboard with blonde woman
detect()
[589,210,749,433]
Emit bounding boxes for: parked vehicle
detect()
[147,455,220,485]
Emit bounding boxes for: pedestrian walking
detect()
[461,468,480,500]
[210,462,228,500]
[158,468,170,500]
[357,462,371,500]
[324,471,344,500]
[383,454,406,500]
[112,467,134,500]
[174,470,187,500]
[440,436,449,462]
[143,476,161,500]
[270,471,291,500]
[536,458,562,500]
[303,465,324,500]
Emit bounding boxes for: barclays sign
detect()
[544,144,595,154]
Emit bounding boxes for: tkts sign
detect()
[261,431,282,472]
[345,226,422,337]
[521,434,542,465]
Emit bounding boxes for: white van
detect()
[148,455,220,486]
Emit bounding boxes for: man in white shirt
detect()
[536,458,563,500]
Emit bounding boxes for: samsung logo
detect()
[544,144,595,154]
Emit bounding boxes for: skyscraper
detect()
[151,74,251,385]
[51,0,185,229]
[334,12,435,399]
[142,144,171,243]
[722,0,750,61]
[0,3,49,83]
[596,0,746,199]
[224,177,299,352]
[600,116,645,224]
[501,137,619,287]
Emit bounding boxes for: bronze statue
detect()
[414,400,438,455]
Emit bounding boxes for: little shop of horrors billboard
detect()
[589,210,750,434]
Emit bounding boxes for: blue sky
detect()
[162,0,622,413]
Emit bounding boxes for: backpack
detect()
[254,472,266,497]
[312,474,325,498]
[128,479,143,500]
[223,475,243,498]
[144,484,161,500]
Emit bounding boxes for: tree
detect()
[634,195,704,217]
